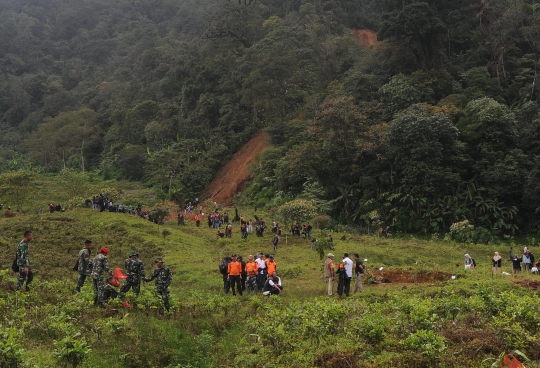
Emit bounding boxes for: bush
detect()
[0,325,25,367]
[53,332,91,368]
[445,220,493,244]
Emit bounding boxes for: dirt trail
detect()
[351,29,379,48]
[204,130,269,206]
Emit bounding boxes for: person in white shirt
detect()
[256,252,267,290]
[342,253,353,296]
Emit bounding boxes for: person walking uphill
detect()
[75,240,93,293]
[16,231,33,291]
[228,254,243,296]
[119,251,145,298]
[354,253,364,293]
[92,247,113,308]
[144,258,172,312]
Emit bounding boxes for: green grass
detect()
[1,184,540,367]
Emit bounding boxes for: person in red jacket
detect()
[227,254,243,296]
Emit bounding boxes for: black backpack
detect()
[472,258,477,267]
[11,257,18,273]
[219,262,228,275]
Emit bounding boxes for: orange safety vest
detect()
[228,261,242,276]
[245,261,258,276]
[266,261,277,275]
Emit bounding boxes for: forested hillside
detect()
[1,0,540,236]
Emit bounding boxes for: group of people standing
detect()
[324,253,365,297]
[11,230,173,313]
[75,240,173,311]
[219,253,282,296]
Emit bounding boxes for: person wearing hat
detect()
[227,254,243,296]
[119,251,145,299]
[91,247,113,307]
[324,253,335,296]
[75,240,93,293]
[144,258,173,312]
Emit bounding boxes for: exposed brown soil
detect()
[369,269,451,284]
[351,29,379,48]
[204,130,269,206]
[514,279,540,290]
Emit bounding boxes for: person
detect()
[508,246,513,261]
[256,252,267,290]
[238,255,247,292]
[353,253,365,293]
[306,223,312,239]
[241,224,248,240]
[119,251,145,298]
[336,260,346,297]
[464,254,475,270]
[262,274,282,296]
[217,230,225,238]
[245,255,258,295]
[144,258,173,312]
[342,253,353,296]
[512,255,522,274]
[16,231,33,291]
[194,214,200,227]
[102,277,121,303]
[225,224,232,238]
[266,255,277,276]
[523,251,532,272]
[248,219,253,234]
[324,253,335,296]
[177,213,185,226]
[219,257,231,293]
[384,226,390,238]
[227,254,243,296]
[92,247,113,307]
[491,252,502,274]
[272,234,279,251]
[75,240,93,293]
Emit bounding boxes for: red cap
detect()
[100,247,109,254]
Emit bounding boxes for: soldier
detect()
[75,240,93,293]
[144,258,172,312]
[119,251,145,298]
[16,231,33,291]
[92,247,113,308]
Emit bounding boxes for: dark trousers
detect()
[343,277,351,296]
[241,274,247,291]
[17,267,33,289]
[229,275,242,295]
[119,278,141,297]
[76,273,87,291]
[257,268,267,290]
[222,274,230,293]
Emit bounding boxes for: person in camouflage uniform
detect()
[75,240,93,293]
[119,251,145,298]
[16,231,33,291]
[144,258,172,312]
[91,247,113,307]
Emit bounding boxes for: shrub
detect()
[0,325,25,367]
[445,220,493,244]
[53,332,91,368]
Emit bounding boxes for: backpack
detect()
[472,258,477,267]
[219,262,228,275]
[73,259,79,271]
[11,257,18,273]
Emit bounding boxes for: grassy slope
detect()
[0,192,539,367]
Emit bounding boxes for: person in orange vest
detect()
[266,255,277,276]
[336,259,346,297]
[227,254,243,296]
[194,214,200,227]
[245,255,259,295]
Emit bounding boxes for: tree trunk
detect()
[81,141,85,173]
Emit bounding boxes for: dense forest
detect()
[1,0,540,236]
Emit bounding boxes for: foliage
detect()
[277,199,319,225]
[0,324,25,367]
[445,220,494,244]
[0,169,36,211]
[53,333,91,368]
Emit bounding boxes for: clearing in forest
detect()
[351,28,379,48]
[205,130,269,205]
